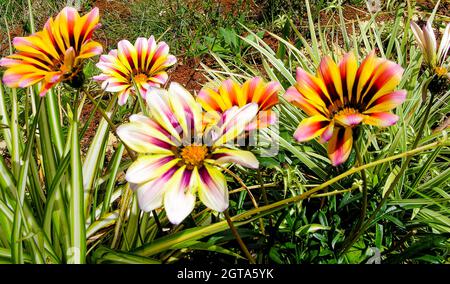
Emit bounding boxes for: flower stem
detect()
[340,140,368,251]
[216,164,265,235]
[224,209,256,264]
[339,90,436,255]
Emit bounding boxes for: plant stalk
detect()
[224,209,256,264]
[340,90,436,255]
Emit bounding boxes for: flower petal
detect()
[293,115,330,142]
[334,112,364,127]
[213,103,258,146]
[146,87,182,142]
[320,120,334,143]
[363,112,399,127]
[134,165,179,212]
[126,154,179,184]
[116,119,175,154]
[210,148,259,169]
[163,167,197,224]
[318,55,344,104]
[168,82,203,139]
[283,86,325,117]
[339,52,358,103]
[437,23,450,65]
[197,87,227,112]
[364,90,407,113]
[328,127,353,166]
[245,110,277,130]
[355,50,377,103]
[198,165,229,212]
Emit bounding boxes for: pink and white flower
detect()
[117,82,259,224]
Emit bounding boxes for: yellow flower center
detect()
[134,73,148,83]
[435,66,448,78]
[335,107,359,116]
[180,145,208,167]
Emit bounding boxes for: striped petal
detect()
[293,115,330,142]
[364,90,407,113]
[197,87,227,112]
[328,127,353,166]
[116,118,175,154]
[318,55,344,105]
[242,77,280,109]
[295,67,331,114]
[334,112,364,127]
[320,120,334,143]
[363,112,399,127]
[218,79,244,108]
[134,165,179,212]
[339,52,358,103]
[213,103,258,146]
[245,110,277,130]
[168,82,203,139]
[198,165,229,212]
[95,36,175,99]
[126,154,179,184]
[284,86,324,117]
[163,167,197,224]
[146,87,182,142]
[210,148,259,169]
[361,60,404,105]
[117,88,131,106]
[355,50,377,103]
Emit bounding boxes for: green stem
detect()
[341,139,368,251]
[224,209,256,264]
[340,91,436,255]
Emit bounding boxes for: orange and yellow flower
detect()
[94,36,176,105]
[197,77,281,130]
[117,82,259,224]
[284,51,406,166]
[0,7,102,96]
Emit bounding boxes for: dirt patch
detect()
[0,25,24,57]
[169,57,209,94]
[88,0,133,51]
[262,32,279,51]
[318,4,396,35]
[79,102,103,154]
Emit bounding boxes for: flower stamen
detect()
[180,145,209,168]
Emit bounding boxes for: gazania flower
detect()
[0,7,102,96]
[94,36,176,105]
[284,51,406,166]
[197,77,281,130]
[411,20,450,78]
[117,82,259,224]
